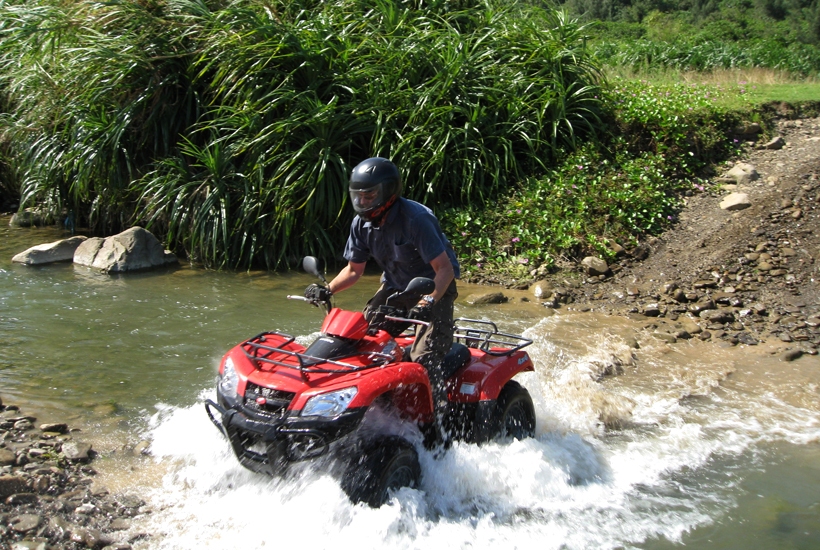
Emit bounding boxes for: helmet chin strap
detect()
[368,196,397,225]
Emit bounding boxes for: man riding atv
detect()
[304,157,460,422]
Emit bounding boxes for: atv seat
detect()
[441,343,471,379]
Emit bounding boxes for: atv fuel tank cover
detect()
[321,309,369,340]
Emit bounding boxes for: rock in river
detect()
[73,226,177,273]
[11,236,87,265]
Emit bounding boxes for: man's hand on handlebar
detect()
[408,303,433,322]
[304,283,332,305]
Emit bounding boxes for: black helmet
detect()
[349,157,402,223]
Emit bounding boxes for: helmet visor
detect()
[349,183,384,215]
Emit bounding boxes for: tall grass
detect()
[0,0,201,232]
[594,38,820,77]
[0,0,603,268]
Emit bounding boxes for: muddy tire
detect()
[341,436,421,507]
[494,380,536,440]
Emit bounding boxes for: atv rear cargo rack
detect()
[453,318,533,356]
[241,331,394,374]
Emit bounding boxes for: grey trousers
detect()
[364,280,458,404]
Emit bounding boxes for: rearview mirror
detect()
[302,256,323,278]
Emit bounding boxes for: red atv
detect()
[205,257,536,506]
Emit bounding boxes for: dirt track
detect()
[486,115,820,354]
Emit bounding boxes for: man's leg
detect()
[409,281,458,414]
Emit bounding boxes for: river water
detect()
[2,219,819,549]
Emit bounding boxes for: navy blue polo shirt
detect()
[343,198,460,290]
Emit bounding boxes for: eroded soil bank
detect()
[470,116,820,359]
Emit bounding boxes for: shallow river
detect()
[2,220,819,549]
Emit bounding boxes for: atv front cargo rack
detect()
[453,318,533,356]
[241,331,394,373]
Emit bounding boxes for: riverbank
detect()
[469,114,820,359]
[0,399,148,549]
[1,116,818,550]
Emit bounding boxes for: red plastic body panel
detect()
[218,322,535,424]
[321,308,369,340]
[219,332,435,422]
[446,348,535,403]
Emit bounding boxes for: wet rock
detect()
[581,256,609,277]
[9,514,42,533]
[781,349,804,361]
[700,309,735,324]
[736,332,759,345]
[642,303,661,317]
[108,518,131,531]
[0,475,28,498]
[530,280,553,299]
[652,332,677,343]
[465,292,508,305]
[0,449,16,466]
[671,288,688,302]
[9,210,49,228]
[720,193,752,211]
[689,300,716,314]
[39,423,68,434]
[680,319,702,335]
[62,441,93,461]
[12,236,88,266]
[73,227,178,273]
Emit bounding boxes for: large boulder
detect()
[12,236,88,265]
[73,227,177,273]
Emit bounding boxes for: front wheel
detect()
[494,380,536,440]
[341,436,421,507]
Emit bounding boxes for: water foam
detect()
[129,316,820,550]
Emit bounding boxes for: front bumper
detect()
[205,393,366,476]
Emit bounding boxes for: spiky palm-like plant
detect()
[1,0,603,268]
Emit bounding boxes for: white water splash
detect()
[127,314,820,550]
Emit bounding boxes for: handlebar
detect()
[384,315,430,328]
[286,295,430,330]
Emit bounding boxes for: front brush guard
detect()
[205,399,363,474]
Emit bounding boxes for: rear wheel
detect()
[341,436,421,507]
[494,380,536,440]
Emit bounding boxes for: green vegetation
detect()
[560,0,820,76]
[443,77,749,274]
[0,0,602,268]
[0,0,818,277]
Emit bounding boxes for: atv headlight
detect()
[301,387,358,417]
[219,356,239,396]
